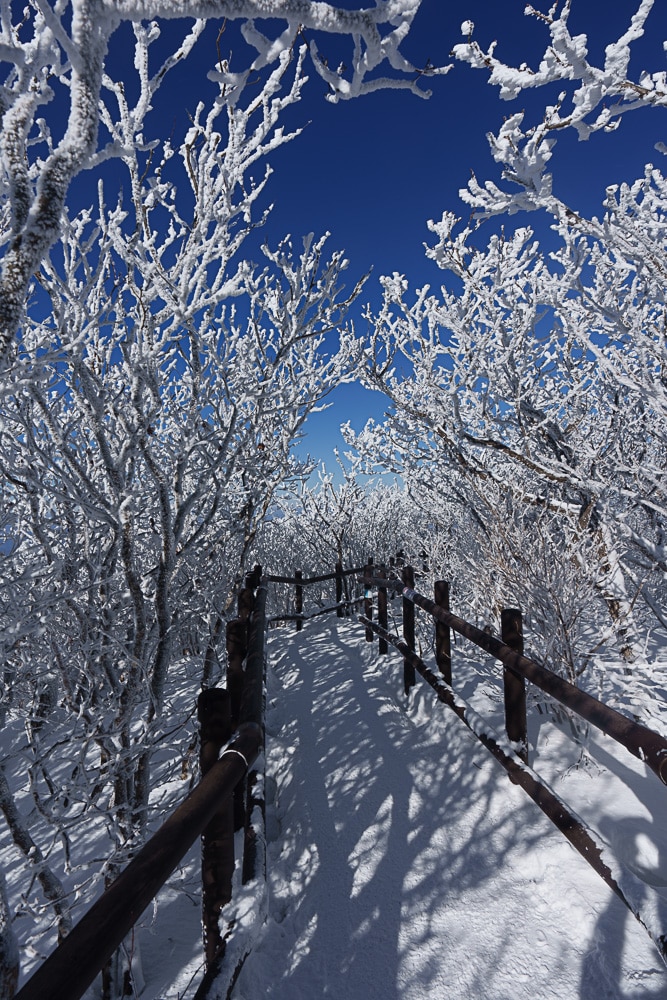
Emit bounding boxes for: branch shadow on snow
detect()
[233,617,667,1000]
[576,740,667,1000]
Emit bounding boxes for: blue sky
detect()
[264,0,667,473]
[75,1,667,474]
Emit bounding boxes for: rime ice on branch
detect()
[346,1,667,688]
[0,0,443,363]
[0,12,376,981]
[452,0,667,221]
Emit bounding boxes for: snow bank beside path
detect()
[233,617,667,1000]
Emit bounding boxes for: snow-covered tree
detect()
[0,0,441,365]
[0,6,441,989]
[345,1,667,695]
[262,457,412,569]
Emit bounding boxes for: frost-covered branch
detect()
[340,2,666,675]
[453,1,667,220]
[351,188,667,668]
[0,44,366,981]
[0,0,439,363]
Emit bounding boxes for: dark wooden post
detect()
[402,565,415,693]
[295,569,303,632]
[226,599,250,830]
[377,564,388,655]
[501,607,528,763]
[198,688,233,967]
[237,583,254,622]
[225,619,247,730]
[434,581,452,686]
[335,561,344,618]
[237,582,268,885]
[364,559,374,642]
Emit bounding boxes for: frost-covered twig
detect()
[453,1,667,220]
[0,0,441,362]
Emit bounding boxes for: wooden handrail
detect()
[363,574,667,787]
[268,562,366,632]
[15,725,261,1000]
[17,571,269,1000]
[406,585,667,787]
[358,613,667,964]
[244,560,667,971]
[267,595,366,625]
[266,565,364,586]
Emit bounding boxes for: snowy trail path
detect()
[232,617,667,1000]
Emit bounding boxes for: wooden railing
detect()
[15,567,268,1000]
[15,554,667,996]
[358,567,667,963]
[266,562,366,628]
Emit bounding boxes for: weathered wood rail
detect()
[14,566,269,1000]
[358,566,667,963]
[266,562,366,628]
[252,554,667,964]
[14,553,667,998]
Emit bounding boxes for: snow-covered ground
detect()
[233,615,667,1000]
[5,612,667,999]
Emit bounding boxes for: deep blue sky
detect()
[258,0,667,472]
[86,1,667,473]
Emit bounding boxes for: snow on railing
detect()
[15,568,268,1000]
[266,562,366,628]
[358,567,667,966]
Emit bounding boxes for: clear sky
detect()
[249,0,667,474]
[72,1,667,475]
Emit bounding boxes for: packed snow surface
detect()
[6,613,667,999]
[231,616,667,1000]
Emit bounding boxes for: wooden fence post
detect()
[238,582,268,886]
[335,561,344,618]
[402,565,415,693]
[237,582,254,622]
[225,619,247,731]
[501,607,528,763]
[364,559,374,642]
[198,688,233,967]
[295,569,303,632]
[229,574,257,829]
[434,581,452,686]
[378,564,388,655]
